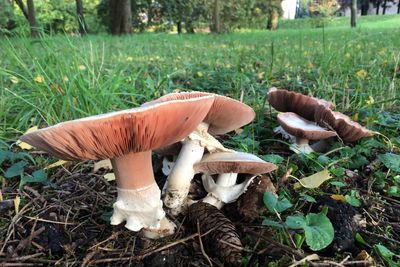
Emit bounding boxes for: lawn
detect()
[0,14,399,266]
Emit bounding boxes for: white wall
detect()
[281,0,298,19]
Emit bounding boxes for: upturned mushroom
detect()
[268,87,334,121]
[144,92,255,215]
[193,151,277,209]
[20,95,214,238]
[277,112,337,154]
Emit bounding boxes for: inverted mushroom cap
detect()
[144,92,255,135]
[277,112,337,140]
[314,105,374,142]
[20,96,215,161]
[193,152,277,175]
[268,87,334,121]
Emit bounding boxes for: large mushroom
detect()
[193,151,277,209]
[277,112,337,154]
[20,95,215,238]
[144,92,255,215]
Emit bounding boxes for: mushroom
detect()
[277,112,337,154]
[20,95,215,238]
[145,92,255,215]
[314,105,374,142]
[193,151,277,209]
[268,87,334,121]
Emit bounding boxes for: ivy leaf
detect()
[299,193,317,203]
[20,169,47,188]
[285,215,307,229]
[0,150,10,165]
[378,153,400,173]
[345,190,362,207]
[262,218,284,228]
[304,212,334,251]
[4,161,27,178]
[263,192,293,213]
[261,154,284,164]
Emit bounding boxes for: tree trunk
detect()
[76,0,88,35]
[27,0,38,37]
[211,0,221,33]
[267,9,279,30]
[110,0,132,35]
[177,21,182,34]
[360,0,369,15]
[397,0,400,13]
[351,0,357,27]
[382,0,387,14]
[376,0,381,14]
[185,20,195,33]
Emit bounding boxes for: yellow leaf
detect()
[330,194,346,202]
[93,159,113,172]
[14,196,20,214]
[78,65,86,70]
[104,173,115,181]
[16,126,38,150]
[44,160,68,170]
[34,75,44,83]
[0,190,3,201]
[288,254,319,267]
[10,75,19,84]
[294,169,332,189]
[356,69,367,79]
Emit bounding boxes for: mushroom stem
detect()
[163,124,208,214]
[290,137,314,154]
[109,151,175,238]
[216,173,238,186]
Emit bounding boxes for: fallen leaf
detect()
[356,250,374,264]
[330,194,346,202]
[93,159,113,172]
[294,169,332,189]
[34,75,44,83]
[14,196,20,214]
[104,173,115,181]
[288,254,320,267]
[0,191,3,201]
[44,160,68,170]
[16,126,38,150]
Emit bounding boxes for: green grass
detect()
[1,15,399,141]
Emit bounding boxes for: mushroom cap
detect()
[314,105,374,142]
[144,91,255,135]
[193,152,277,175]
[277,112,337,140]
[20,96,215,161]
[268,87,334,121]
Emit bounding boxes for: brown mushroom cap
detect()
[314,105,374,142]
[277,112,337,140]
[268,87,334,121]
[193,152,277,175]
[144,92,255,135]
[20,96,215,161]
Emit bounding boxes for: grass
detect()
[0,14,400,266]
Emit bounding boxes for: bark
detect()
[211,0,221,33]
[267,9,279,30]
[360,0,370,15]
[177,21,182,34]
[76,0,88,35]
[398,0,400,14]
[376,0,381,14]
[15,0,29,20]
[110,0,132,35]
[382,0,387,14]
[185,20,195,33]
[351,0,357,27]
[27,0,39,37]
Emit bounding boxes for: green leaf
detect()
[345,190,362,207]
[285,215,307,229]
[261,154,284,164]
[355,233,370,247]
[388,186,400,198]
[4,161,27,178]
[263,192,293,213]
[299,193,317,203]
[379,153,400,173]
[262,218,284,228]
[0,150,10,165]
[330,167,345,177]
[349,155,369,169]
[375,244,400,266]
[19,169,48,188]
[304,212,334,251]
[330,181,346,187]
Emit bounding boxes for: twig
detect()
[0,253,44,262]
[24,216,76,225]
[197,220,213,267]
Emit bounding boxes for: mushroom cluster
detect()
[20,91,277,239]
[268,87,374,154]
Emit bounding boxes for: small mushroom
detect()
[20,95,214,238]
[145,92,255,215]
[268,87,334,121]
[314,105,374,142]
[277,112,337,154]
[193,151,277,209]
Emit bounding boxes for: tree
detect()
[360,0,370,15]
[266,0,282,30]
[76,0,88,35]
[351,0,357,27]
[110,0,132,35]
[211,0,221,33]
[15,0,39,37]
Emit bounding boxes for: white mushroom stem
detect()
[202,173,256,209]
[290,137,314,154]
[109,151,175,238]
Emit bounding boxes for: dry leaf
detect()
[104,173,115,181]
[356,250,375,264]
[288,254,320,267]
[294,169,332,189]
[14,196,20,214]
[0,191,3,202]
[330,194,346,202]
[44,160,68,170]
[16,126,38,150]
[93,159,113,172]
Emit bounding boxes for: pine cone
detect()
[189,202,242,266]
